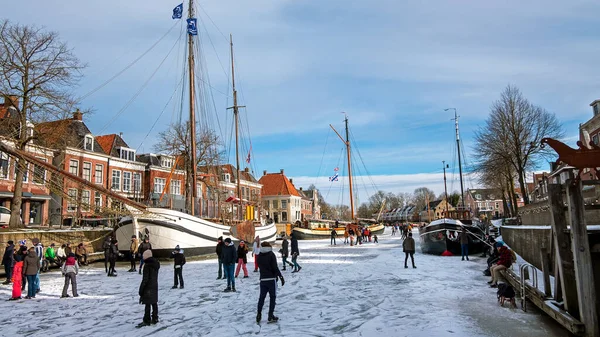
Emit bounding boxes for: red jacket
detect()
[497,247,512,267]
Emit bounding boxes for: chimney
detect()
[4,95,19,110]
[299,187,303,191]
[244,167,249,173]
[263,170,267,176]
[289,178,293,184]
[73,109,83,121]
[119,132,123,138]
[280,169,284,174]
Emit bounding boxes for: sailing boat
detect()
[291,115,385,240]
[418,109,485,255]
[114,1,276,257]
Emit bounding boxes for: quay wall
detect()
[0,228,113,254]
[501,226,554,272]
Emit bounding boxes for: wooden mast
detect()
[330,114,354,221]
[228,34,245,221]
[453,109,465,209]
[188,0,198,215]
[443,161,449,215]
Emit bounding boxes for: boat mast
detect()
[329,114,355,221]
[188,0,198,215]
[448,108,465,209]
[443,160,449,215]
[228,35,244,221]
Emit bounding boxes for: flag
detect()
[246,146,252,164]
[187,18,198,35]
[172,3,183,19]
[329,173,339,182]
[334,167,339,172]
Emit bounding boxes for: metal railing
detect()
[520,263,538,312]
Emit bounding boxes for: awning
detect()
[225,196,241,204]
[0,191,51,200]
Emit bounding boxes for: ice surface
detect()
[0,229,566,337]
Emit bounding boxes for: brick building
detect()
[259,169,302,224]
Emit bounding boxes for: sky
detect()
[5,0,600,205]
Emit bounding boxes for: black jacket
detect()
[257,247,282,280]
[2,243,14,266]
[280,239,289,258]
[139,257,160,304]
[108,243,119,259]
[102,238,111,252]
[138,242,152,255]
[291,236,299,256]
[171,251,186,267]
[331,229,337,237]
[216,241,224,258]
[237,245,248,264]
[221,243,237,265]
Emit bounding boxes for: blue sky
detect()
[7,0,599,204]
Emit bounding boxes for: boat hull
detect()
[292,227,345,240]
[116,208,276,258]
[419,220,485,256]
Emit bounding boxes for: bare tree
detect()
[412,187,436,214]
[474,85,563,205]
[0,20,85,227]
[154,122,222,212]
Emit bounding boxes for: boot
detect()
[139,269,142,275]
[256,312,261,323]
[413,265,417,269]
[223,287,232,292]
[268,315,279,323]
[151,316,159,325]
[232,287,236,292]
[404,265,408,268]
[137,320,151,328]
[171,285,178,289]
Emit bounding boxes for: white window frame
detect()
[22,162,28,182]
[32,158,47,184]
[84,135,94,151]
[81,190,90,211]
[119,147,136,162]
[95,164,103,184]
[94,191,102,209]
[154,177,166,194]
[133,173,142,193]
[171,180,181,195]
[0,152,9,179]
[112,170,121,191]
[82,162,92,181]
[122,171,131,192]
[67,188,78,212]
[69,159,79,176]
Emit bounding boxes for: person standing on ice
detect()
[2,240,15,284]
[235,240,249,278]
[403,233,416,268]
[32,238,43,294]
[129,235,138,272]
[252,236,261,272]
[290,233,302,273]
[61,253,79,298]
[222,238,237,292]
[256,241,284,323]
[343,230,349,244]
[279,236,294,271]
[216,236,224,279]
[171,245,186,289]
[23,247,40,299]
[107,239,119,277]
[458,227,469,261]
[9,246,25,300]
[138,250,160,327]
[102,236,111,273]
[138,236,152,275]
[330,228,337,246]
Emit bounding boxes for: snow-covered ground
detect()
[0,229,566,337]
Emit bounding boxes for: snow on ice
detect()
[0,229,566,337]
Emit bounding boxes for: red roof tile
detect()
[95,134,116,155]
[258,172,299,197]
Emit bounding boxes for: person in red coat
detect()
[9,247,25,300]
[488,242,512,287]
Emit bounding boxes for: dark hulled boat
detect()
[419,210,486,255]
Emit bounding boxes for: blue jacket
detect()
[221,242,237,265]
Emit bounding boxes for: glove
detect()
[279,276,285,286]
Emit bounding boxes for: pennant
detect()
[329,173,339,182]
[333,167,339,172]
[172,3,183,19]
[187,18,198,35]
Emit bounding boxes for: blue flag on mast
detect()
[187,18,198,35]
[172,3,183,19]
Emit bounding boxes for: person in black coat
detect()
[138,237,152,275]
[170,245,186,289]
[279,237,294,271]
[290,233,302,273]
[256,241,284,323]
[215,236,224,279]
[221,238,237,292]
[2,240,15,284]
[102,236,111,273]
[138,249,160,327]
[107,240,120,277]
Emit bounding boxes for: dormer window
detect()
[221,173,231,183]
[595,104,599,116]
[84,135,94,151]
[119,147,136,161]
[160,157,174,168]
[475,194,482,200]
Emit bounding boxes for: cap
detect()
[7,240,13,245]
[224,238,232,243]
[50,243,55,247]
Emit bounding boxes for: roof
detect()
[258,172,300,197]
[426,199,444,210]
[95,134,130,157]
[35,118,105,154]
[468,188,501,201]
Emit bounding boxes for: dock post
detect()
[540,247,552,298]
[566,179,599,337]
[547,184,579,317]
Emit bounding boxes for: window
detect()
[594,104,599,116]
[282,211,288,222]
[67,189,78,212]
[0,152,9,179]
[263,200,269,209]
[122,171,131,192]
[171,180,181,195]
[133,173,142,193]
[33,159,46,184]
[95,164,103,184]
[196,183,202,197]
[82,162,92,181]
[81,190,90,211]
[22,163,28,182]
[282,199,287,208]
[112,170,121,190]
[84,135,94,151]
[593,134,599,146]
[222,173,230,183]
[495,202,499,209]
[69,159,79,175]
[161,157,173,168]
[120,148,136,161]
[154,178,166,193]
[94,191,102,209]
[273,200,279,209]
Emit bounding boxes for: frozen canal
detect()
[0,229,565,337]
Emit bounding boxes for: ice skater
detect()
[279,236,294,271]
[290,233,302,273]
[2,240,15,284]
[138,236,152,275]
[23,247,40,299]
[61,253,79,298]
[252,236,261,272]
[171,245,186,289]
[222,238,237,292]
[330,228,337,245]
[9,246,24,300]
[138,250,160,327]
[403,233,416,268]
[458,227,469,261]
[256,241,284,323]
[235,241,249,278]
[107,238,119,277]
[215,236,224,279]
[129,235,138,272]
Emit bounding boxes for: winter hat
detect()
[239,241,245,245]
[32,238,40,245]
[224,238,232,244]
[142,249,153,260]
[19,239,26,246]
[174,245,180,251]
[7,240,13,245]
[495,241,505,247]
[50,243,55,247]
[217,236,223,242]
[66,256,76,266]
[131,235,136,238]
[261,241,271,248]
